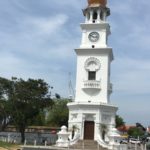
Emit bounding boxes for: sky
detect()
[0,0,150,127]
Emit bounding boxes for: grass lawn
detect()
[0,141,21,150]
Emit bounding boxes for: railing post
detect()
[97,142,99,150]
[82,140,84,149]
[135,143,137,150]
[141,144,143,150]
[24,139,26,145]
[145,144,147,150]
[34,140,36,146]
[129,142,131,149]
[68,141,70,150]
[45,140,47,146]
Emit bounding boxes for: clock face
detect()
[88,32,99,42]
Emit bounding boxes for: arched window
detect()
[93,12,97,23]
[88,71,96,80]
[85,57,101,81]
[100,11,103,21]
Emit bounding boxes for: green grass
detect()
[0,141,19,148]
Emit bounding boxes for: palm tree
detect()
[100,124,107,141]
[72,125,78,139]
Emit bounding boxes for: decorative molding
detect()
[102,114,111,124]
[83,114,95,121]
[71,114,78,121]
[83,80,101,89]
[84,57,101,71]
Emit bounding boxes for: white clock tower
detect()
[68,0,118,141]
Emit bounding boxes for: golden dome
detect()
[88,0,107,7]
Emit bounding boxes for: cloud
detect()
[24,14,68,35]
[0,1,77,97]
[112,57,150,94]
[0,13,70,55]
[111,56,150,126]
[0,0,150,126]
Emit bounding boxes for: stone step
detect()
[69,140,108,150]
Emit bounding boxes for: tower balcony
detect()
[83,80,101,89]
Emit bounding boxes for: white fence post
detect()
[82,141,84,149]
[145,144,147,150]
[97,142,99,150]
[135,143,137,150]
[24,139,26,145]
[34,140,36,146]
[45,140,47,146]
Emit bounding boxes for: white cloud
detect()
[0,52,20,68]
[112,57,150,94]
[49,0,86,10]
[110,1,135,16]
[25,14,68,35]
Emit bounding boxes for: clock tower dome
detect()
[88,0,107,7]
[68,0,118,141]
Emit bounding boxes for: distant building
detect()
[118,125,136,136]
[147,126,150,134]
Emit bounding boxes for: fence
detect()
[0,131,57,145]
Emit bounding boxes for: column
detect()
[103,11,107,22]
[97,10,101,23]
[89,10,93,23]
[85,12,88,23]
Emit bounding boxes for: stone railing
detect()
[97,133,128,150]
[96,135,110,149]
[69,132,80,146]
[0,132,57,145]
[83,80,101,89]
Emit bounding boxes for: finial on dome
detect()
[88,0,107,7]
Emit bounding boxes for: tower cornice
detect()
[67,102,118,111]
[80,23,110,35]
[75,47,114,62]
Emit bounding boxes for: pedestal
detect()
[56,126,70,147]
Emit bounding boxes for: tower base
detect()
[67,102,118,141]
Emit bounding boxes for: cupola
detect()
[83,0,109,23]
[88,0,107,7]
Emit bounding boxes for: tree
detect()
[115,115,125,128]
[30,111,46,126]
[136,123,146,132]
[46,99,70,127]
[0,99,10,131]
[128,127,145,138]
[0,77,12,131]
[0,77,54,143]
